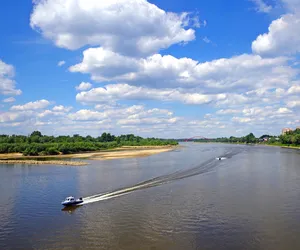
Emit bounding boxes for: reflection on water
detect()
[0,143,300,250]
[61,205,82,214]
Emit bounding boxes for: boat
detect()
[61,196,83,206]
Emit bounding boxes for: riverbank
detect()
[262,144,300,150]
[0,146,177,165]
[0,160,87,166]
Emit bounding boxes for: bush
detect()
[46,147,60,155]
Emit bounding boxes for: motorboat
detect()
[61,196,83,206]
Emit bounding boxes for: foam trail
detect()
[81,149,241,205]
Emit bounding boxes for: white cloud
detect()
[30,0,196,57]
[71,50,295,92]
[57,60,65,66]
[286,100,300,108]
[38,110,68,118]
[277,107,292,113]
[231,106,295,126]
[76,83,227,105]
[95,103,121,110]
[287,83,300,94]
[2,97,16,103]
[216,109,241,115]
[75,82,92,91]
[250,0,273,13]
[10,99,50,111]
[252,14,300,56]
[0,59,22,96]
[118,117,179,126]
[0,111,34,123]
[252,0,300,56]
[68,110,107,121]
[1,101,298,137]
[232,117,253,123]
[52,105,72,112]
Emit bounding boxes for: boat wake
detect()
[216,157,227,160]
[81,149,241,205]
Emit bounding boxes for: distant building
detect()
[282,128,293,135]
[297,126,300,130]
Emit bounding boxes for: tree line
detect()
[178,130,300,146]
[0,131,178,156]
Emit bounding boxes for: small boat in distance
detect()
[61,196,83,207]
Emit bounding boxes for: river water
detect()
[0,143,300,250]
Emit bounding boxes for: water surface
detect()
[0,143,300,250]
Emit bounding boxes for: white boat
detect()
[61,196,83,206]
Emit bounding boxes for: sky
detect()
[0,0,300,138]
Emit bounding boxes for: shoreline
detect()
[260,144,300,150]
[0,146,177,166]
[0,160,88,166]
[193,141,300,150]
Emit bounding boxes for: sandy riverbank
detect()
[0,160,87,166]
[0,146,177,165]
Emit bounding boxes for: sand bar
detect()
[0,146,177,165]
[0,160,88,166]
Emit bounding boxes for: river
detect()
[0,143,300,250]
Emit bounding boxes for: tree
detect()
[30,131,42,137]
[245,133,256,144]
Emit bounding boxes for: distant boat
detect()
[216,157,226,160]
[61,196,83,206]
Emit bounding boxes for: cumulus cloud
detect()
[252,14,300,56]
[10,99,50,111]
[0,111,34,123]
[2,97,16,103]
[76,83,227,105]
[38,109,69,118]
[286,100,300,108]
[287,83,300,94]
[71,50,295,92]
[75,82,92,91]
[67,105,175,124]
[57,60,65,66]
[0,60,22,96]
[52,105,72,112]
[252,0,300,56]
[30,0,196,57]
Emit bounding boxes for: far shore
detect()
[193,141,300,150]
[0,145,177,166]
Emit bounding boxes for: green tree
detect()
[30,131,42,137]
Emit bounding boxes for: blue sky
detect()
[0,0,299,138]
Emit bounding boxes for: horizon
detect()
[0,130,283,140]
[1,0,300,138]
